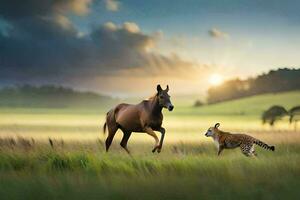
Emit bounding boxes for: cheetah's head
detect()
[205,123,220,137]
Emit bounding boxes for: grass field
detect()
[0,91,299,199]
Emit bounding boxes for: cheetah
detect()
[205,123,275,156]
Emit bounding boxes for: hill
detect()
[0,85,117,108]
[175,90,300,116]
[207,68,300,104]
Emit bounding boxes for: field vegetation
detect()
[0,91,299,199]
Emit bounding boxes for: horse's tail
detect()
[103,111,109,135]
[103,122,107,135]
[103,109,117,135]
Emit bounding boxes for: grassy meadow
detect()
[0,91,299,199]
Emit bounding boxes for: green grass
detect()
[0,91,299,199]
[0,141,299,199]
[0,91,299,140]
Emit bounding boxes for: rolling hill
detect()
[174,90,300,116]
[0,85,117,109]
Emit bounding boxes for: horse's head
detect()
[157,84,174,111]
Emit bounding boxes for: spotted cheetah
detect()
[205,123,275,156]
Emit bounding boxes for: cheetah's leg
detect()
[251,145,258,157]
[240,143,252,157]
[217,145,224,156]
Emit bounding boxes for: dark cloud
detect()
[0,0,92,19]
[0,0,201,86]
[0,0,92,82]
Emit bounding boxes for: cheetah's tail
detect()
[254,139,275,151]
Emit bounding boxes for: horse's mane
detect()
[147,93,158,101]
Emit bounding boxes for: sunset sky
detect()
[0,0,299,97]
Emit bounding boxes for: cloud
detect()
[55,0,93,16]
[55,15,74,30]
[103,21,118,31]
[105,0,120,12]
[208,28,229,39]
[123,22,140,33]
[0,0,93,20]
[0,0,208,89]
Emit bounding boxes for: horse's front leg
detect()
[144,127,159,153]
[156,127,165,153]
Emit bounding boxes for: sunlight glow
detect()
[209,74,223,86]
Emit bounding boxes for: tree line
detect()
[207,68,300,104]
[0,85,114,108]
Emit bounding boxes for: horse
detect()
[103,84,174,154]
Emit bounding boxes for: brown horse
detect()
[103,84,174,154]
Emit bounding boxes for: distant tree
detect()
[262,105,288,126]
[207,78,249,103]
[251,68,300,94]
[207,68,300,104]
[194,100,204,107]
[289,106,300,130]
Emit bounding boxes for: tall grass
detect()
[0,91,299,199]
[0,141,299,200]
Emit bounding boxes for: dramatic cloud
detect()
[0,0,206,88]
[105,0,120,12]
[208,28,229,39]
[0,0,92,19]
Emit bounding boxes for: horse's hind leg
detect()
[120,131,132,154]
[105,125,118,152]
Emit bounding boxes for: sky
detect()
[0,0,299,97]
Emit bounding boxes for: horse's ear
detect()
[215,123,220,128]
[157,84,162,92]
[165,85,169,92]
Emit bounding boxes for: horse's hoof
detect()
[152,148,156,153]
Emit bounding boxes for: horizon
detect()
[0,67,297,99]
[1,0,300,97]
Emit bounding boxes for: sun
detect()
[209,74,223,86]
